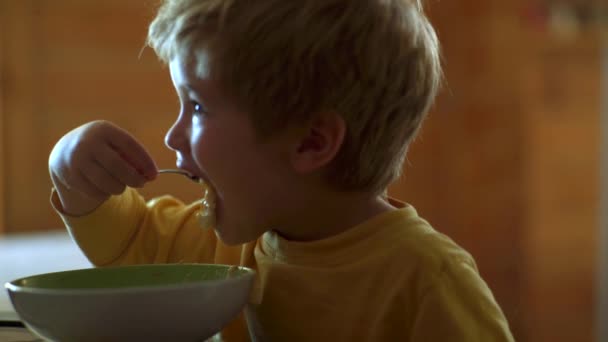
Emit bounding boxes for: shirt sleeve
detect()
[410,258,515,342]
[50,187,220,266]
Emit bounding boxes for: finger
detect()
[104,127,158,179]
[94,145,148,188]
[80,160,127,196]
[68,169,113,201]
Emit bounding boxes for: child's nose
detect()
[165,118,188,152]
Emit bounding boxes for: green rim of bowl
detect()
[5,264,255,295]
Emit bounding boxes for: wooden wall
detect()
[0,0,206,235]
[391,0,602,341]
[393,1,528,338]
[0,1,602,341]
[520,32,601,342]
[0,2,6,233]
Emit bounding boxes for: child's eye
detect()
[191,101,207,115]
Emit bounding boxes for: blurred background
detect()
[0,0,605,341]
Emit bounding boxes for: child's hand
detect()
[49,120,158,216]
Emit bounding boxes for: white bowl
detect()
[5,264,255,341]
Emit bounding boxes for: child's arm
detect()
[48,121,232,266]
[411,259,515,341]
[50,187,220,266]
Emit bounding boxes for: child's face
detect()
[165,58,294,245]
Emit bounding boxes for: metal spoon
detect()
[157,169,202,183]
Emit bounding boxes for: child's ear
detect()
[290,112,346,174]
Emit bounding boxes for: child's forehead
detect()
[169,57,214,92]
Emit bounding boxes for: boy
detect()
[48,0,514,340]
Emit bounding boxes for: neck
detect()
[274,190,396,242]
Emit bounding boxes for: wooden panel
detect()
[391,1,527,338]
[0,0,6,233]
[599,44,608,342]
[520,32,601,342]
[1,1,40,233]
[391,1,601,341]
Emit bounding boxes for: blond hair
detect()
[148,0,442,195]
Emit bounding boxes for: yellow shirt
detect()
[52,188,514,341]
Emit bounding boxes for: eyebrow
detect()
[183,83,205,97]
[184,83,198,93]
[186,79,219,99]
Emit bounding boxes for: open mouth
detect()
[172,165,218,229]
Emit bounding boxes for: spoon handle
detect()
[157,169,201,183]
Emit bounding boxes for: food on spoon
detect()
[197,183,216,229]
[156,169,216,229]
